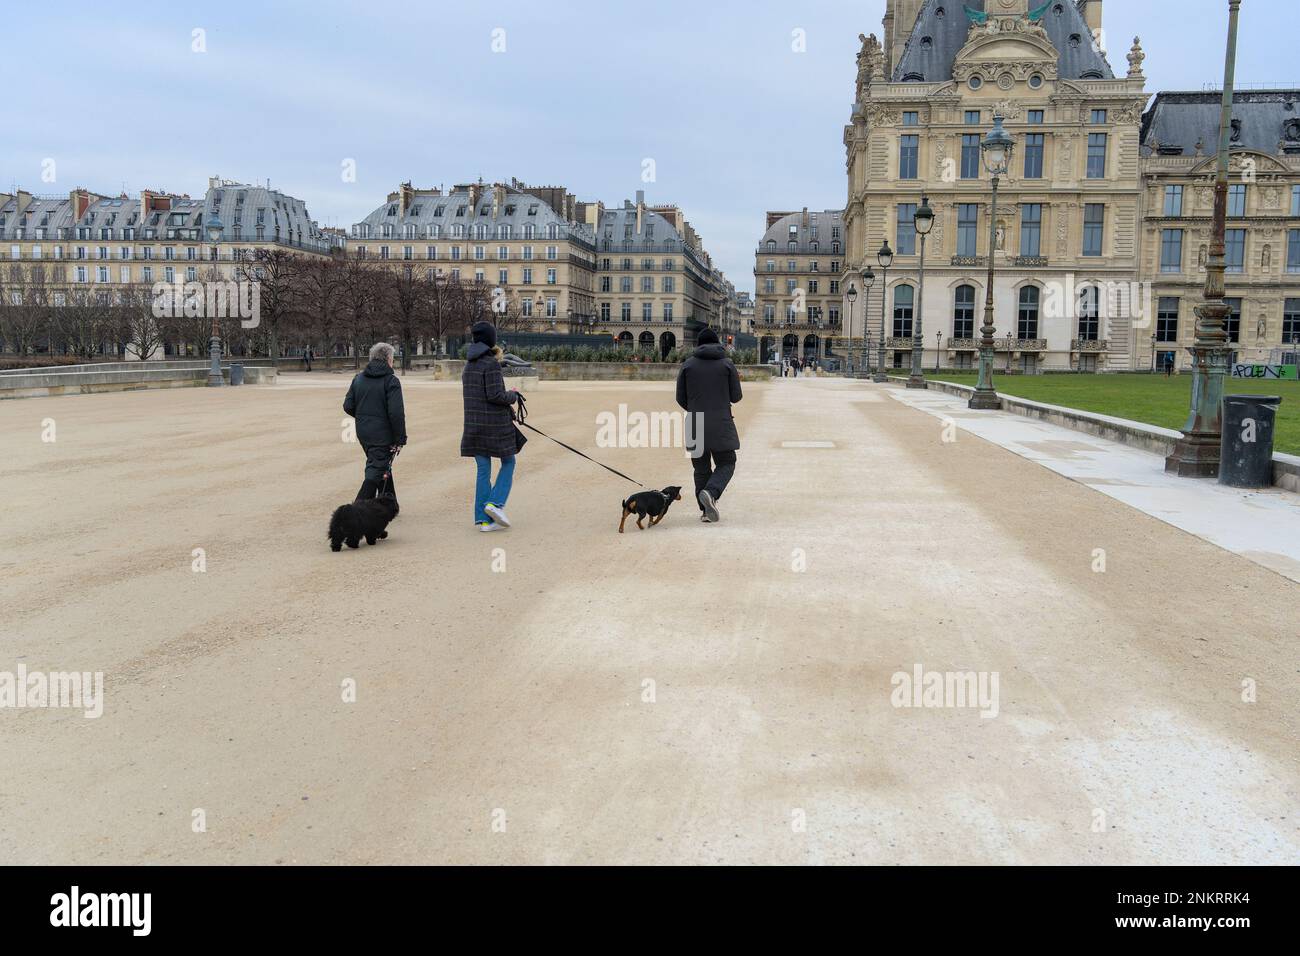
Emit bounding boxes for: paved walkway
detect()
[888,382,1300,584]
[1,374,1295,864]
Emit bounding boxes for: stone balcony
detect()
[947,337,1048,351]
[1071,338,1109,352]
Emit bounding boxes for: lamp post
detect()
[846,282,858,375]
[969,114,1013,410]
[861,266,876,376]
[908,195,934,388]
[936,330,942,372]
[1150,333,1157,373]
[873,240,892,383]
[1007,330,1015,372]
[1166,0,1240,477]
[205,216,225,386]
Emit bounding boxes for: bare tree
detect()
[299,256,345,370]
[0,263,48,356]
[119,284,168,360]
[236,248,302,361]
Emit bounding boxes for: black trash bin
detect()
[1219,394,1281,488]
[229,364,245,386]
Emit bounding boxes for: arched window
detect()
[953,284,975,338]
[1017,286,1040,338]
[1078,286,1099,340]
[893,285,915,338]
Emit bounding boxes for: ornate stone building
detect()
[595,191,719,355]
[842,0,1149,372]
[754,208,845,363]
[1139,90,1300,370]
[351,180,598,333]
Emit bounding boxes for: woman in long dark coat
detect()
[461,321,525,531]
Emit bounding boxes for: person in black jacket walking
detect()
[676,328,742,523]
[461,321,525,531]
[343,342,407,502]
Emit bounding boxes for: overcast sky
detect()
[3,0,1293,292]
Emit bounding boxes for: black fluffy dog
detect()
[328,495,399,551]
[619,486,682,533]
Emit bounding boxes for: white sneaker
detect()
[478,521,505,532]
[698,490,719,523]
[484,503,511,527]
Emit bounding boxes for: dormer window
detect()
[387,205,397,216]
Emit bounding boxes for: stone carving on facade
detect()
[1262,186,1281,210]
[856,33,883,101]
[1056,206,1069,255]
[1262,244,1272,271]
[935,139,948,179]
[991,98,1023,122]
[1114,99,1144,125]
[1126,37,1145,77]
[864,103,898,127]
[1257,313,1268,342]
[1058,136,1074,178]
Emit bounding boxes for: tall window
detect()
[899,135,919,179]
[1082,204,1104,256]
[1288,229,1300,273]
[1163,185,1183,216]
[961,134,980,179]
[1156,297,1179,343]
[893,285,914,338]
[1160,229,1183,273]
[1019,204,1042,256]
[1017,286,1040,338]
[1023,133,1044,178]
[957,204,979,256]
[1224,297,1241,342]
[953,284,975,338]
[1226,184,1247,218]
[1086,133,1107,178]
[1225,229,1246,273]
[1292,185,1300,216]
[896,204,917,255]
[1284,298,1300,344]
[1077,286,1099,340]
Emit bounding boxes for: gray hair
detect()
[369,342,395,363]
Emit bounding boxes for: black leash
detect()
[513,393,644,488]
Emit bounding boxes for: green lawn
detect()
[920,372,1300,456]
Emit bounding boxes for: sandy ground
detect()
[0,371,1295,865]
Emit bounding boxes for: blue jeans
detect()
[474,455,515,523]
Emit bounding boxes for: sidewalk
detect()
[887,382,1300,583]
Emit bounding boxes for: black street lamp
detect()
[861,266,876,375]
[205,215,225,386]
[936,330,942,372]
[908,194,934,388]
[873,240,892,383]
[845,282,858,373]
[969,114,1013,410]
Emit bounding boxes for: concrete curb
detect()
[887,375,1300,494]
[0,364,278,400]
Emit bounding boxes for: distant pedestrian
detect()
[676,328,742,523]
[303,345,314,372]
[461,321,525,532]
[343,342,407,503]
[1164,353,1174,377]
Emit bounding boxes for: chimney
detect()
[71,188,93,222]
[1079,0,1102,33]
[493,184,505,217]
[399,181,414,216]
[469,183,482,210]
[15,189,33,220]
[635,190,645,234]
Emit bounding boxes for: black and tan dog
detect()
[328,494,399,551]
[619,486,683,533]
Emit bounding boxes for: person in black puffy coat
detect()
[343,342,407,502]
